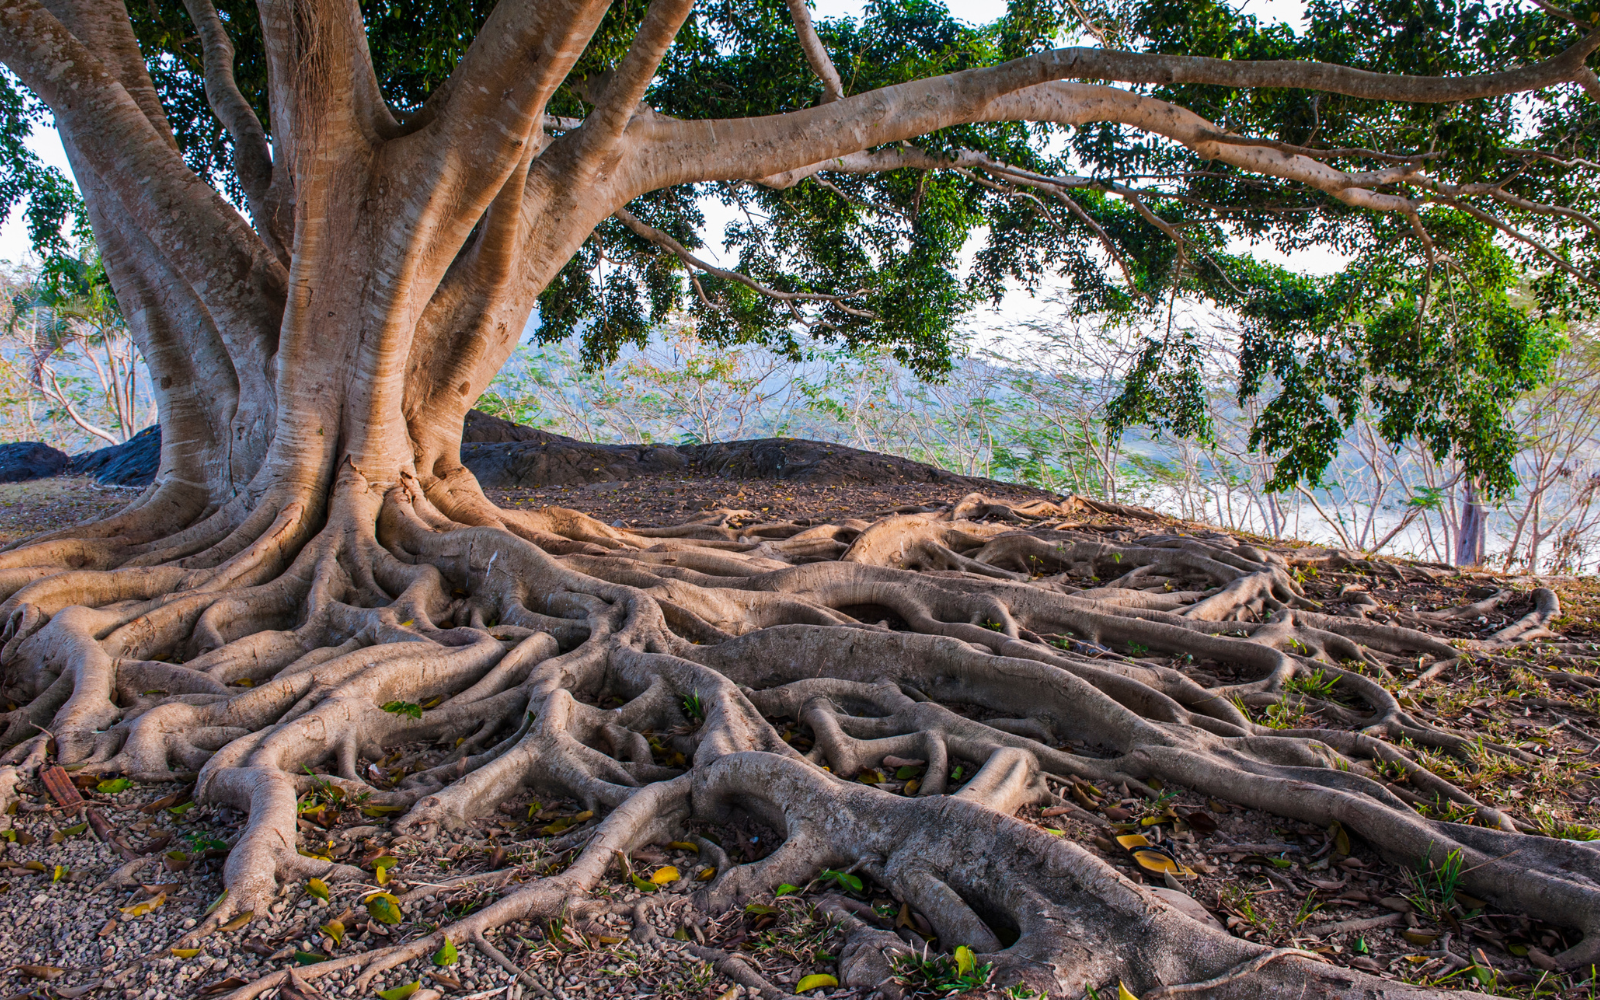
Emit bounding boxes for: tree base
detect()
[0,472,1594,999]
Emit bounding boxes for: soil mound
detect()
[460,409,992,488]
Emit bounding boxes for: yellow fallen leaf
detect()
[376,866,389,885]
[954,945,975,975]
[307,877,329,900]
[903,778,920,795]
[320,919,345,946]
[376,981,420,1000]
[596,935,623,944]
[120,891,166,917]
[218,910,254,932]
[572,810,594,823]
[649,866,679,885]
[1132,850,1195,878]
[696,867,716,881]
[796,974,838,993]
[398,619,415,627]
[170,947,202,958]
[365,892,403,925]
[1119,982,1140,1000]
[667,841,699,852]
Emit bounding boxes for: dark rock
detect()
[0,441,71,483]
[70,424,160,486]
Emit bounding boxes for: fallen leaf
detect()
[1184,811,1218,834]
[1328,821,1351,857]
[666,841,699,852]
[199,978,247,995]
[307,877,330,901]
[596,935,623,945]
[217,911,254,932]
[96,778,132,794]
[320,920,346,946]
[365,892,403,925]
[1402,930,1438,946]
[744,904,777,916]
[697,867,716,881]
[649,866,679,885]
[795,974,838,993]
[52,864,66,882]
[432,939,457,967]
[120,891,166,916]
[953,945,975,975]
[1118,982,1140,1000]
[165,851,191,873]
[204,890,228,915]
[376,981,421,1000]
[571,810,594,823]
[630,875,659,893]
[97,919,116,937]
[170,947,202,958]
[15,965,64,980]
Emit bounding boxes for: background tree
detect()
[2,0,1600,995]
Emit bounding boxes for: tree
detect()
[1,0,1600,995]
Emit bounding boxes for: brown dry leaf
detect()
[199,977,248,995]
[15,965,65,980]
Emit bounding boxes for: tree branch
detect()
[572,0,696,167]
[785,0,843,103]
[180,0,280,251]
[613,207,876,318]
[632,32,1600,192]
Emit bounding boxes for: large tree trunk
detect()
[0,0,1598,996]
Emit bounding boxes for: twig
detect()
[1146,947,1320,997]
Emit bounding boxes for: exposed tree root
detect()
[3,480,1596,998]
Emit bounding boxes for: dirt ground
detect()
[0,475,1598,1000]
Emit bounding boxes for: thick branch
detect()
[633,33,1600,191]
[785,0,843,103]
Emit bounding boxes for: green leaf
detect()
[376,981,420,1000]
[364,892,403,925]
[432,939,458,967]
[796,975,838,993]
[61,822,87,835]
[954,945,975,975]
[306,878,329,901]
[743,903,777,915]
[630,875,659,893]
[775,883,800,897]
[96,778,132,794]
[167,801,194,815]
[293,951,327,965]
[381,701,423,719]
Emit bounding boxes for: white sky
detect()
[0,0,1344,282]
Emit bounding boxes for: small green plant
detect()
[891,949,993,996]
[1285,669,1338,698]
[185,831,228,852]
[1126,642,1149,657]
[681,692,706,724]
[382,700,423,719]
[818,868,864,892]
[1405,844,1471,922]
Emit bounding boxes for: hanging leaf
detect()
[364,892,403,925]
[96,778,132,794]
[217,911,254,932]
[320,919,345,946]
[795,975,838,993]
[649,866,679,885]
[169,947,202,958]
[120,891,166,916]
[376,981,420,1000]
[306,878,329,901]
[433,938,458,966]
[953,945,975,975]
[1118,982,1140,1000]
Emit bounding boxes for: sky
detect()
[0,0,1344,281]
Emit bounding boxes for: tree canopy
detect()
[2,0,1598,494]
